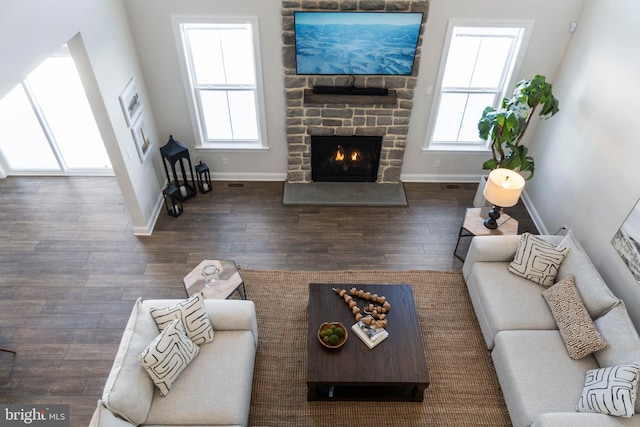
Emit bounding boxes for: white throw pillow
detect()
[508,233,569,287]
[577,363,640,418]
[149,292,214,345]
[139,318,199,396]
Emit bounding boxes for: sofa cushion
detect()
[149,292,214,345]
[101,298,157,425]
[509,233,570,287]
[532,411,640,426]
[558,230,620,318]
[144,329,256,426]
[594,302,640,413]
[139,318,200,397]
[465,262,558,349]
[595,302,640,368]
[492,330,599,427]
[542,275,608,359]
[577,363,640,418]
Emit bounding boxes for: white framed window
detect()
[0,44,112,174]
[425,21,532,151]
[174,17,268,150]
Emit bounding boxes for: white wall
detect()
[401,0,586,182]
[526,0,640,327]
[0,0,165,234]
[124,0,584,184]
[123,0,287,181]
[8,0,639,327]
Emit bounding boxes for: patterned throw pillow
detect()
[139,318,199,396]
[509,233,570,287]
[542,275,608,359]
[149,292,214,345]
[577,363,640,417]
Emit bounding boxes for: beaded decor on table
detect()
[332,287,391,329]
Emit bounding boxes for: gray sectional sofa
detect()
[89,298,258,427]
[463,231,640,426]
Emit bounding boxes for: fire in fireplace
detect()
[311,135,383,182]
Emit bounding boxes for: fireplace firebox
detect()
[311,136,383,182]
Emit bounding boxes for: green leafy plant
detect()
[478,75,560,180]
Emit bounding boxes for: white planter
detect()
[473,175,492,208]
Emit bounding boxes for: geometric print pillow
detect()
[509,233,570,287]
[139,318,199,396]
[149,292,214,345]
[577,363,640,417]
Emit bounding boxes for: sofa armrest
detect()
[462,235,522,279]
[204,299,259,347]
[89,401,136,427]
[462,234,564,280]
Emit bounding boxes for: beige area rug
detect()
[240,269,511,427]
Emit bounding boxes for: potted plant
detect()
[473,75,559,207]
[478,74,560,180]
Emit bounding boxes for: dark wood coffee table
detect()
[307,283,429,401]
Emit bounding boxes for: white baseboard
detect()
[212,172,287,181]
[400,173,484,183]
[133,191,165,236]
[520,190,548,235]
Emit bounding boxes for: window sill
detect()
[424,142,490,153]
[195,143,269,152]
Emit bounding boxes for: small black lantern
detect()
[163,185,183,217]
[195,161,212,193]
[159,135,197,202]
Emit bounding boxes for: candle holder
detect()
[195,161,212,193]
[163,185,183,217]
[159,135,197,202]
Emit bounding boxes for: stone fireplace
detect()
[281,0,430,184]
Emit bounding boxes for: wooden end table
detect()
[307,283,429,401]
[183,260,246,300]
[454,207,519,261]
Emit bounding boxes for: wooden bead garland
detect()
[332,287,391,329]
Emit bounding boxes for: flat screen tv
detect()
[294,11,423,76]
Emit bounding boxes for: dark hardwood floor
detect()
[0,177,537,426]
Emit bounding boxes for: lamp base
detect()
[484,206,503,229]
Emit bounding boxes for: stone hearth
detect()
[281,0,430,184]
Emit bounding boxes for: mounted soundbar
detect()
[312,86,389,96]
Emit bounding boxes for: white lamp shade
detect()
[483,168,525,208]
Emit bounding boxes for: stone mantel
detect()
[281,0,430,184]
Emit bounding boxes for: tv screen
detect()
[294,11,423,76]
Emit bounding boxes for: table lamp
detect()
[482,168,525,229]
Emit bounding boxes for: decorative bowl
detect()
[317,322,348,349]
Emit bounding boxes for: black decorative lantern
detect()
[159,135,196,202]
[163,185,183,217]
[195,161,212,193]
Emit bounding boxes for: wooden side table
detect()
[183,260,246,300]
[454,207,519,261]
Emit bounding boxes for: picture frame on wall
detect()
[612,198,640,283]
[119,78,142,127]
[131,115,151,162]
